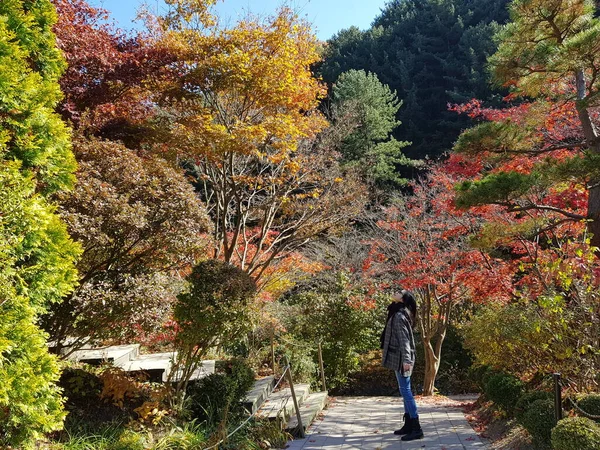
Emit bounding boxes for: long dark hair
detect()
[401,290,417,327]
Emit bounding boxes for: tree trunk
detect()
[422,337,441,396]
[575,69,600,249]
[588,186,600,249]
[421,326,448,396]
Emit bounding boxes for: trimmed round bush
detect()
[520,399,555,449]
[577,394,600,422]
[484,373,524,414]
[551,417,600,450]
[515,390,552,423]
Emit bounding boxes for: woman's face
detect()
[392,293,404,303]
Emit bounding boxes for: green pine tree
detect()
[0,0,80,446]
[319,0,510,160]
[454,0,600,248]
[332,69,415,187]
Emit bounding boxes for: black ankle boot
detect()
[393,413,411,435]
[401,417,424,441]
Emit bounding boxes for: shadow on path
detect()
[284,395,489,450]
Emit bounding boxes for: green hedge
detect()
[515,391,552,423]
[186,359,255,425]
[484,373,524,414]
[551,417,600,450]
[469,365,497,392]
[520,399,554,449]
[576,394,600,423]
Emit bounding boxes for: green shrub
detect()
[551,417,600,450]
[469,365,497,392]
[277,340,318,385]
[222,359,256,402]
[480,367,500,388]
[520,399,555,449]
[57,424,145,450]
[279,271,385,390]
[484,373,524,414]
[463,293,599,390]
[515,390,552,423]
[187,374,230,423]
[59,367,103,405]
[153,421,207,450]
[576,394,600,422]
[187,359,255,425]
[173,261,256,404]
[226,418,290,450]
[114,430,146,450]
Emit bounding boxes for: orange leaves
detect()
[162,0,217,30]
[220,227,326,300]
[159,5,328,185]
[145,1,366,294]
[99,367,143,409]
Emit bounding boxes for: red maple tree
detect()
[52,0,173,145]
[373,164,513,395]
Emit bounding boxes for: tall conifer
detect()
[0,1,79,445]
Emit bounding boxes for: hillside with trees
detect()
[1,0,599,449]
[319,0,511,159]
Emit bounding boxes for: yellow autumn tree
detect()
[153,2,365,291]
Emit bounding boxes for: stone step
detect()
[189,359,216,381]
[285,391,328,435]
[47,336,89,353]
[243,376,276,414]
[120,352,176,383]
[66,344,140,366]
[63,342,215,383]
[169,360,216,382]
[256,383,311,421]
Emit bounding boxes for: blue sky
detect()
[89,0,388,40]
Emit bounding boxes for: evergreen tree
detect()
[0,1,79,446]
[454,0,600,249]
[332,69,414,187]
[319,0,511,160]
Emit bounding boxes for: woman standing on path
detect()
[381,290,424,441]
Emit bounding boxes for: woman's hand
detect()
[403,363,413,373]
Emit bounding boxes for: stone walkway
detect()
[283,396,488,450]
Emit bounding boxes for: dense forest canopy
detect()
[319,0,511,159]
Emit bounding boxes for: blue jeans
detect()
[395,371,418,419]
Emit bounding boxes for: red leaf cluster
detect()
[52,0,174,138]
[375,166,514,306]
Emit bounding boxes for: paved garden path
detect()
[284,395,488,450]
